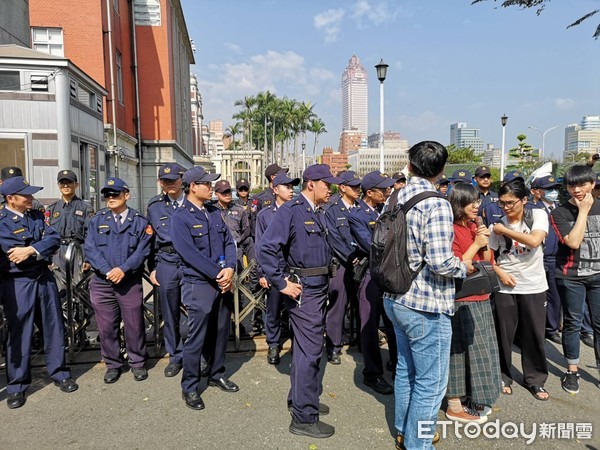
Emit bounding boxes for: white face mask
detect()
[543,189,559,203]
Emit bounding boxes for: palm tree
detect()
[233,95,256,150]
[225,122,242,151]
[309,117,327,157]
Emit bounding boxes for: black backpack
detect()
[370,189,445,295]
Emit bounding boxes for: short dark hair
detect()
[408,141,448,178]
[563,165,595,186]
[498,179,528,199]
[448,183,478,222]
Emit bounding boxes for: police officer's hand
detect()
[149,270,160,286]
[216,268,235,293]
[281,279,302,299]
[7,246,36,264]
[106,267,125,284]
[259,277,270,289]
[82,262,91,272]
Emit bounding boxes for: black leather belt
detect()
[159,244,177,254]
[285,266,329,277]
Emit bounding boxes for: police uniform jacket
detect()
[216,202,251,246]
[348,199,378,256]
[324,197,356,265]
[234,197,256,238]
[46,196,93,243]
[170,199,236,283]
[258,194,331,292]
[533,200,559,258]
[253,188,276,212]
[146,193,181,271]
[84,208,152,277]
[255,204,285,279]
[478,189,498,214]
[0,208,60,276]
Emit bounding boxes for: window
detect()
[0,71,20,91]
[31,27,64,56]
[30,74,49,92]
[133,0,161,26]
[116,51,123,103]
[114,0,119,14]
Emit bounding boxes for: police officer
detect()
[258,164,342,439]
[214,180,251,268]
[234,178,255,235]
[84,177,152,384]
[255,172,300,365]
[1,167,46,212]
[147,163,185,377]
[253,163,289,212]
[391,172,407,191]
[0,176,78,409]
[171,166,239,411]
[348,170,397,396]
[481,170,526,227]
[46,169,94,286]
[473,165,498,212]
[324,171,362,365]
[436,174,450,196]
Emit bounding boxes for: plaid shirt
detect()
[383,177,467,315]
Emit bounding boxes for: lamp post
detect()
[375,59,388,173]
[302,141,306,173]
[500,114,508,182]
[528,125,558,160]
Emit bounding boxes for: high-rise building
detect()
[339,129,363,154]
[450,122,485,155]
[341,54,368,140]
[581,115,600,130]
[319,146,348,176]
[564,116,600,159]
[483,143,501,168]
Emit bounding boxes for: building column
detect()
[55,68,72,170]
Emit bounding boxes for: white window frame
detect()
[31,27,64,56]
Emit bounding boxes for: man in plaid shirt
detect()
[383,141,472,449]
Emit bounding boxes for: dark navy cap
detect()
[338,171,362,186]
[1,166,23,180]
[236,178,250,189]
[532,175,560,189]
[182,166,220,184]
[272,173,300,188]
[158,163,184,180]
[101,177,129,194]
[474,166,491,177]
[361,171,395,190]
[57,169,78,182]
[265,164,289,178]
[503,170,524,183]
[302,164,344,184]
[214,180,232,193]
[437,174,450,185]
[391,172,406,182]
[0,176,43,196]
[452,169,473,184]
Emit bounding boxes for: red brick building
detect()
[320,146,349,176]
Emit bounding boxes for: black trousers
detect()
[493,291,548,387]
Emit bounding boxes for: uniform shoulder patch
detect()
[145,225,153,235]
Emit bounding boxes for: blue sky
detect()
[181,0,600,159]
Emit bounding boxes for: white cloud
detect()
[313,8,345,43]
[351,0,397,27]
[224,42,242,54]
[554,97,575,109]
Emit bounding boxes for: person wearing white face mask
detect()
[531,176,562,345]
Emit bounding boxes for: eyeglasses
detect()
[194,181,212,187]
[470,199,482,207]
[498,199,521,209]
[103,192,121,199]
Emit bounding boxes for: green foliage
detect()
[506,134,539,175]
[446,144,483,164]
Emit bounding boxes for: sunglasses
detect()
[238,187,249,192]
[103,192,122,199]
[194,181,212,187]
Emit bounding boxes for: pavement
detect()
[0,338,599,449]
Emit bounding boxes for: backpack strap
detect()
[400,191,445,213]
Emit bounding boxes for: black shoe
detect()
[267,345,280,365]
[164,362,182,378]
[7,392,26,409]
[327,351,341,365]
[209,377,239,393]
[547,333,562,344]
[182,390,205,410]
[581,333,594,348]
[200,360,210,377]
[54,377,79,393]
[132,367,148,381]
[364,376,394,395]
[289,417,335,438]
[288,403,330,415]
[104,368,122,384]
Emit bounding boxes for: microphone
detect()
[475,216,488,251]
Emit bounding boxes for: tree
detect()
[472,0,600,39]
[225,122,242,151]
[506,134,539,175]
[308,117,327,156]
[446,144,483,164]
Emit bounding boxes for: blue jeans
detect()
[384,299,451,450]
[556,274,600,367]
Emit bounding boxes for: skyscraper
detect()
[341,54,368,140]
[450,122,485,154]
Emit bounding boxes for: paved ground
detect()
[0,338,599,449]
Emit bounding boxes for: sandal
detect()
[526,385,550,401]
[501,381,513,395]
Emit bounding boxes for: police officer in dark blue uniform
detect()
[84,177,152,384]
[258,164,343,439]
[481,170,526,226]
[436,174,450,196]
[391,172,407,191]
[47,169,94,286]
[473,165,498,211]
[171,166,239,411]
[147,163,186,377]
[255,172,299,364]
[324,170,362,365]
[253,163,289,213]
[1,166,46,213]
[348,170,397,396]
[0,176,78,409]
[234,178,255,236]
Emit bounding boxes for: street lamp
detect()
[528,125,558,160]
[302,141,306,173]
[375,59,388,173]
[500,115,508,182]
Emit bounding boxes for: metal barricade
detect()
[233,259,266,350]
